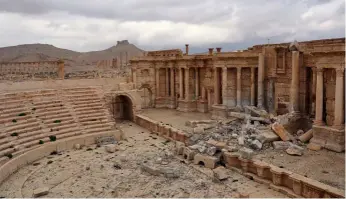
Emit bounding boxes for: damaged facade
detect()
[130,38,345,152]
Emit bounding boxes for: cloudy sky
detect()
[0,0,344,53]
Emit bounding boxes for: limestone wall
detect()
[0,61,62,81]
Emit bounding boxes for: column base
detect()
[176,100,197,112]
[313,120,325,126]
[197,100,209,113]
[211,104,228,120]
[310,125,345,152]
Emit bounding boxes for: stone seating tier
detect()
[0,87,116,164]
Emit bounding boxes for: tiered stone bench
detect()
[134,114,345,198]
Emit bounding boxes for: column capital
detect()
[316,67,324,74]
[222,67,227,72]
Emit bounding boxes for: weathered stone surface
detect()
[96,135,116,146]
[193,127,205,134]
[237,135,245,145]
[141,163,161,176]
[271,122,290,141]
[239,147,254,160]
[213,166,229,180]
[74,144,81,150]
[206,146,217,156]
[250,140,262,150]
[206,139,226,149]
[272,141,292,150]
[244,106,269,118]
[298,129,313,142]
[105,144,118,153]
[286,144,304,156]
[160,168,180,178]
[33,187,49,197]
[307,142,322,151]
[256,130,280,143]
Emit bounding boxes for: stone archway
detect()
[111,95,134,121]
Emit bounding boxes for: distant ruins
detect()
[130,38,345,152]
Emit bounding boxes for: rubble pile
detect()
[185,106,314,159]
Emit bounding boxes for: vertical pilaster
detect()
[314,68,324,125]
[155,68,160,98]
[214,68,220,104]
[236,67,242,107]
[202,87,206,100]
[166,68,169,96]
[290,51,300,113]
[170,67,175,99]
[258,53,265,109]
[222,67,228,106]
[195,68,199,100]
[185,68,190,100]
[250,67,255,106]
[311,67,317,115]
[333,68,345,128]
[179,68,183,100]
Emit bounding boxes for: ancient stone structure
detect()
[0,60,64,81]
[130,38,345,152]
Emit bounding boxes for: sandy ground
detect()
[0,122,286,198]
[141,108,345,190]
[141,108,212,131]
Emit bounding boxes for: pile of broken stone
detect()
[186,106,315,158]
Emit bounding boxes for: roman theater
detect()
[0,38,344,198]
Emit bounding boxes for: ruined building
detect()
[130,38,345,152]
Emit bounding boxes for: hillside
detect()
[0,40,145,67]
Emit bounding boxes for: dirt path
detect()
[0,122,286,198]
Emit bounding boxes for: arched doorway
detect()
[111,95,134,121]
[138,84,153,109]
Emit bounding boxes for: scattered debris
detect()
[105,144,118,153]
[272,141,292,150]
[307,143,322,151]
[239,148,254,160]
[286,144,304,156]
[271,122,290,141]
[298,129,313,142]
[213,166,229,180]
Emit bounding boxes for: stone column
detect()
[258,53,265,109]
[214,68,220,104]
[207,89,212,108]
[155,68,160,98]
[170,68,175,99]
[333,68,345,128]
[166,68,169,97]
[236,67,242,107]
[185,68,190,100]
[195,68,199,100]
[222,67,228,106]
[250,67,255,106]
[179,68,183,100]
[311,67,317,115]
[132,68,137,88]
[314,68,324,125]
[289,51,300,113]
[202,87,206,100]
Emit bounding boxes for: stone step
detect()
[70,98,102,105]
[62,89,97,94]
[5,118,37,128]
[65,93,98,98]
[75,109,105,115]
[0,115,32,124]
[83,122,113,130]
[78,115,108,122]
[36,109,70,117]
[8,125,42,135]
[49,123,78,131]
[32,100,62,106]
[0,141,14,151]
[35,106,65,113]
[17,129,44,139]
[39,114,73,121]
[46,120,76,128]
[6,121,40,132]
[63,87,97,92]
[0,147,15,157]
[73,103,103,110]
[0,107,26,114]
[78,112,105,119]
[0,104,25,111]
[0,99,27,106]
[80,119,109,125]
[21,137,51,149]
[85,126,113,134]
[0,111,32,120]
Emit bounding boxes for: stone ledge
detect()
[0,130,121,185]
[134,113,345,198]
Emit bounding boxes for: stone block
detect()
[206,139,226,149]
[257,129,280,143]
[33,187,49,197]
[183,147,196,160]
[141,163,161,176]
[213,166,229,180]
[239,147,254,160]
[271,122,290,141]
[193,153,219,169]
[307,143,322,151]
[272,141,292,150]
[298,129,313,142]
[105,144,118,153]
